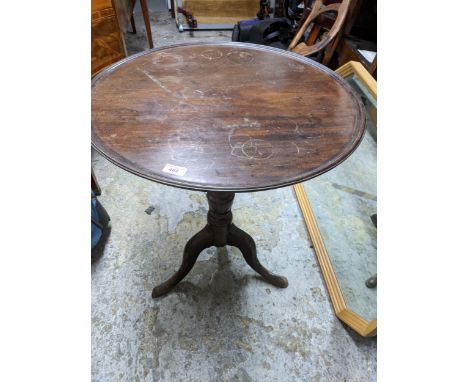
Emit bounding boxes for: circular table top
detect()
[92,42,365,192]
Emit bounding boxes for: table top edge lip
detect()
[91,41,367,192]
[91,121,366,193]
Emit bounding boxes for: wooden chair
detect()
[129,0,154,49]
[288,0,351,62]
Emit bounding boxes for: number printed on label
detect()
[162,163,187,177]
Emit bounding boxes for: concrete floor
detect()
[92,6,377,382]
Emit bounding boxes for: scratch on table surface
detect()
[168,99,198,114]
[201,49,223,61]
[288,62,305,72]
[292,142,300,154]
[137,67,172,94]
[152,52,183,66]
[226,50,255,64]
[167,139,176,160]
[228,128,273,160]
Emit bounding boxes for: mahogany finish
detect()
[92,42,365,192]
[91,42,365,297]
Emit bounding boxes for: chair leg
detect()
[321,30,342,66]
[130,15,136,34]
[91,168,101,196]
[130,0,137,33]
[306,24,321,46]
[140,0,154,49]
[170,0,175,18]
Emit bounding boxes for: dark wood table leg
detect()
[227,224,288,288]
[152,191,288,298]
[140,0,154,49]
[151,226,212,297]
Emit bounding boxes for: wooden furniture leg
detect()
[321,0,361,66]
[227,224,288,288]
[130,0,137,33]
[140,0,154,49]
[321,28,343,65]
[151,226,213,297]
[170,0,175,18]
[152,191,288,298]
[91,167,101,195]
[130,15,137,34]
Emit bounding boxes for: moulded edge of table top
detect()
[91,42,366,193]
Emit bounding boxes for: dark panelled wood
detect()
[92,42,365,192]
[91,0,127,76]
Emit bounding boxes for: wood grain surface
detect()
[91,0,127,76]
[92,42,365,192]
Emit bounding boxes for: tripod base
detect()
[152,192,288,298]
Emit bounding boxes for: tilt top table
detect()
[92,42,366,298]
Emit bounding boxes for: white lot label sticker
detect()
[162,163,187,176]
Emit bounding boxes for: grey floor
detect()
[92,6,377,382]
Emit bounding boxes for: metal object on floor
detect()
[371,213,377,227]
[366,274,377,288]
[177,7,198,29]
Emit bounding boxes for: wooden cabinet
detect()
[91,0,127,76]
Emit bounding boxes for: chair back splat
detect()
[288,0,351,57]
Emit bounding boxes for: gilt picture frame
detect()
[294,61,377,337]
